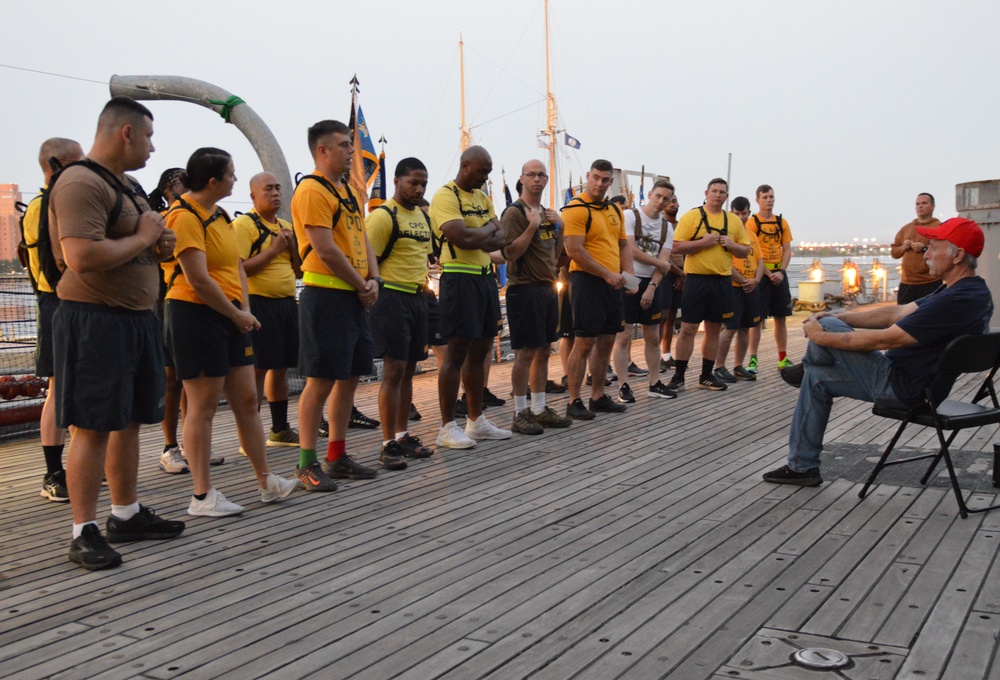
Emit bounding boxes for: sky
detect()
[1,0,998,244]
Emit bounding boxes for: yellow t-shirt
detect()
[562,192,626,274]
[366,199,431,287]
[291,171,368,287]
[428,181,495,268]
[674,207,750,276]
[234,211,296,298]
[22,190,53,293]
[732,230,761,287]
[164,196,242,304]
[748,214,792,265]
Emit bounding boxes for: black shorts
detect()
[35,292,58,377]
[623,277,664,327]
[370,287,429,363]
[897,281,942,305]
[439,272,502,340]
[165,299,255,381]
[724,286,762,331]
[758,273,793,318]
[424,288,446,346]
[53,302,164,431]
[664,272,681,312]
[249,295,299,370]
[298,286,374,380]
[570,271,625,337]
[557,275,574,339]
[507,282,559,349]
[680,274,733,325]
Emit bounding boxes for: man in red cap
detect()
[763,217,993,486]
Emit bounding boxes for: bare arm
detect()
[565,234,623,288]
[304,224,367,290]
[619,238,635,276]
[804,316,917,352]
[816,301,918,329]
[177,248,258,332]
[440,218,503,251]
[503,207,540,262]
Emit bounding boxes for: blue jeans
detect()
[787,316,906,472]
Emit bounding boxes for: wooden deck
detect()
[2,317,1000,680]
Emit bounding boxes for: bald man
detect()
[25,137,84,502]
[233,172,302,447]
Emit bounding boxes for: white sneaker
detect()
[261,474,299,503]
[159,447,189,474]
[181,449,226,466]
[465,415,512,441]
[436,421,477,449]
[187,488,244,517]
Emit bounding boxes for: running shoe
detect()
[107,505,185,543]
[534,406,572,428]
[647,381,678,399]
[566,398,595,421]
[40,469,69,502]
[319,418,329,438]
[398,433,434,458]
[778,357,796,370]
[545,379,567,394]
[159,447,189,474]
[733,365,757,381]
[666,377,685,392]
[465,415,513,440]
[181,449,225,466]
[712,367,737,384]
[511,408,544,435]
[261,474,300,503]
[408,403,422,421]
[68,524,122,571]
[590,394,627,413]
[660,358,675,372]
[455,394,469,416]
[322,454,378,480]
[296,461,338,492]
[437,422,476,449]
[618,382,636,403]
[348,407,380,429]
[762,464,822,487]
[483,388,506,407]
[747,356,759,374]
[697,375,728,391]
[780,363,805,388]
[267,428,300,447]
[379,440,408,471]
[187,489,244,517]
[627,362,649,378]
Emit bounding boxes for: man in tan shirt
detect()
[890,192,941,304]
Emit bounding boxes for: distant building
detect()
[0,184,24,262]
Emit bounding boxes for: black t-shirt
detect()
[888,276,994,405]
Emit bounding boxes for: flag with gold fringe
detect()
[368,138,387,211]
[348,75,380,207]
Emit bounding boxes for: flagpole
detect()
[459,33,472,152]
[726,152,732,210]
[544,0,557,209]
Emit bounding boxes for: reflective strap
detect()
[442,262,491,275]
[765,262,783,270]
[302,271,356,290]
[384,281,423,294]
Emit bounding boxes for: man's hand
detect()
[742,278,759,293]
[604,271,626,290]
[640,283,656,309]
[771,270,785,284]
[136,211,166,246]
[526,206,541,232]
[543,207,561,226]
[232,309,260,334]
[155,227,176,260]
[358,279,379,308]
[270,229,293,254]
[719,235,735,251]
[673,272,685,291]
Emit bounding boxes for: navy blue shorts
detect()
[35,292,58,377]
[758,273,793,318]
[570,271,625,337]
[439,272,502,340]
[249,295,299,370]
[507,282,559,349]
[680,274,733,325]
[724,286,762,330]
[165,299,255,381]
[298,286,374,380]
[622,277,664,327]
[370,287,429,363]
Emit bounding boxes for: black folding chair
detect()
[859,332,1000,518]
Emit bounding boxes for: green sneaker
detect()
[747,356,758,374]
[267,428,300,448]
[777,357,795,370]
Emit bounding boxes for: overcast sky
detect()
[2,0,997,244]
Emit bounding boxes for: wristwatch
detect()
[370,276,384,287]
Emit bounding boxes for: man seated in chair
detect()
[764,217,993,487]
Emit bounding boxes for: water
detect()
[786,256,900,301]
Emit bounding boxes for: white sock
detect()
[530,392,545,414]
[72,521,99,540]
[514,394,528,413]
[110,502,140,520]
[661,352,672,361]
[395,431,407,440]
[443,420,458,429]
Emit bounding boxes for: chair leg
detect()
[859,420,909,499]
[919,430,961,485]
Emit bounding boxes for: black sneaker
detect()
[590,394,627,413]
[666,377,685,392]
[408,403,422,421]
[697,375,728,391]
[322,454,378,480]
[618,382,636,403]
[585,374,612,387]
[41,469,69,502]
[348,406,380,429]
[68,524,122,571]
[560,375,569,389]
[566,398,596,421]
[762,464,823,487]
[296,461,338,492]
[647,381,678,399]
[398,433,434,458]
[455,394,469,416]
[483,387,506,407]
[545,379,567,394]
[780,363,805,388]
[106,505,185,543]
[627,362,649,378]
[379,441,408,471]
[319,418,329,438]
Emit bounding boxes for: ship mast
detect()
[544,0,558,208]
[459,33,472,152]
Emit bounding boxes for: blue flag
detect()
[564,133,581,149]
[368,150,386,210]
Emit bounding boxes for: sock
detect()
[383,439,393,447]
[395,431,408,440]
[514,394,528,413]
[779,351,787,361]
[530,392,545,414]
[162,443,177,454]
[72,521,99,540]
[43,444,64,474]
[701,358,715,379]
[673,360,688,381]
[111,502,140,520]
[193,492,207,501]
[661,352,672,361]
[269,399,289,432]
[326,439,346,463]
[298,448,317,469]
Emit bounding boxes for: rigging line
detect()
[0,62,105,84]
[469,99,546,131]
[414,45,460,154]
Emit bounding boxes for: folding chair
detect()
[859,332,1000,519]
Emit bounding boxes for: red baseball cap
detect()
[915,217,985,257]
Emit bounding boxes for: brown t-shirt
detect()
[891,219,941,286]
[49,164,159,310]
[502,200,558,285]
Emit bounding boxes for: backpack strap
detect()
[694,206,727,239]
[246,212,274,259]
[374,205,400,265]
[631,208,643,242]
[17,197,40,292]
[164,197,231,290]
[293,174,361,263]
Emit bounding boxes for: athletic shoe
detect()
[379,440,408,471]
[697,375,728,391]
[40,469,69,502]
[545,379,567,394]
[181,450,225,466]
[560,375,569,389]
[408,403,422,421]
[187,489,244,517]
[585,374,612,387]
[209,451,225,466]
[398,433,434,458]
[566,398,596,420]
[762,464,823,487]
[267,428,300,448]
[455,394,469,416]
[608,370,619,383]
[348,406,380,429]
[618,382,636,403]
[465,414,513,440]
[322,454,379,480]
[511,408,544,435]
[747,356,759,374]
[483,388,506,407]
[647,381,678,399]
[261,474,300,503]
[780,363,805,388]
[107,505,185,543]
[712,367,737,384]
[159,446,189,474]
[733,365,757,381]
[590,394,627,413]
[296,461,338,492]
[666,377,685,392]
[627,362,649,378]
[319,418,329,438]
[436,422,477,449]
[68,524,122,571]
[660,358,675,372]
[535,406,572,428]
[778,357,796,370]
